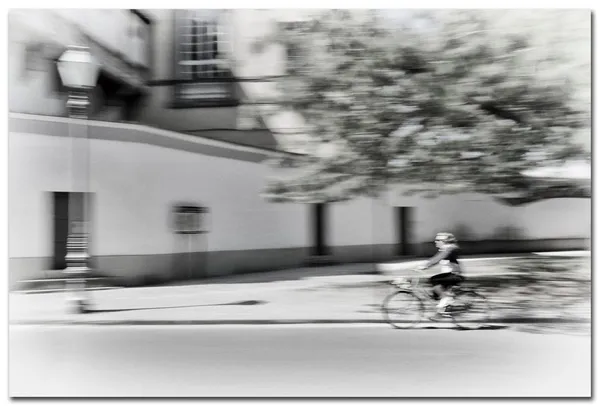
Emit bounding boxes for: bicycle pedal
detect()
[447,304,467,312]
[429,312,451,320]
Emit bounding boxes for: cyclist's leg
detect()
[430,273,454,315]
[436,273,459,311]
[442,274,464,306]
[429,274,445,300]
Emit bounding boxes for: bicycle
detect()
[382,269,491,330]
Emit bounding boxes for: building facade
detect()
[9,9,152,121]
[8,9,591,289]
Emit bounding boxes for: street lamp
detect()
[57,46,100,314]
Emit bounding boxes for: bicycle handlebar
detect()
[389,268,425,287]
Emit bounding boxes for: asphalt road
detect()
[9,325,591,397]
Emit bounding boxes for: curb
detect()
[14,286,122,295]
[9,317,590,326]
[12,251,590,294]
[11,271,544,295]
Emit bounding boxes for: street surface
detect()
[9,325,590,397]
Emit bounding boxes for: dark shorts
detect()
[430,272,464,288]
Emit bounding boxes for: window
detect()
[173,10,235,107]
[172,204,208,234]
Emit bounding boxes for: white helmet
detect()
[435,232,457,244]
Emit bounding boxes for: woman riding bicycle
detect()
[417,232,464,318]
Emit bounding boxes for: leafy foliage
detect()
[253,10,590,205]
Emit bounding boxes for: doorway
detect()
[395,206,415,256]
[52,192,92,270]
[312,203,329,256]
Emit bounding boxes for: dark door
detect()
[52,192,86,270]
[396,206,414,256]
[312,203,328,256]
[52,192,69,270]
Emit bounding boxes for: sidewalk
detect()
[9,252,590,326]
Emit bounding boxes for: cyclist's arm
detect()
[423,246,454,269]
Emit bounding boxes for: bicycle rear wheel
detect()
[449,290,490,330]
[382,291,423,329]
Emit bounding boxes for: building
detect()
[9,9,151,121]
[8,9,591,289]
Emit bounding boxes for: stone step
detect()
[15,274,121,293]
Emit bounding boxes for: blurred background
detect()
[7,8,592,398]
[7,8,591,288]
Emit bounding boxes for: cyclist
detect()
[417,232,464,318]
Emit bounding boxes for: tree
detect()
[252,9,590,205]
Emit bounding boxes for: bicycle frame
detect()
[392,271,463,305]
[385,269,489,329]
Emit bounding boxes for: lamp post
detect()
[57,46,100,314]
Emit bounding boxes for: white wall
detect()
[390,186,590,243]
[9,130,309,259]
[329,195,396,247]
[325,184,590,250]
[327,185,591,249]
[516,198,591,239]
[9,124,590,262]
[9,132,77,258]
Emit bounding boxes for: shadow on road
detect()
[455,324,510,331]
[87,300,267,314]
[406,324,511,331]
[161,263,381,286]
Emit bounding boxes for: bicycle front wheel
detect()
[382,291,423,329]
[450,290,490,330]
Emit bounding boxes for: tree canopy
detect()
[252,9,590,205]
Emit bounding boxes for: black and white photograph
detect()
[5,5,592,398]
